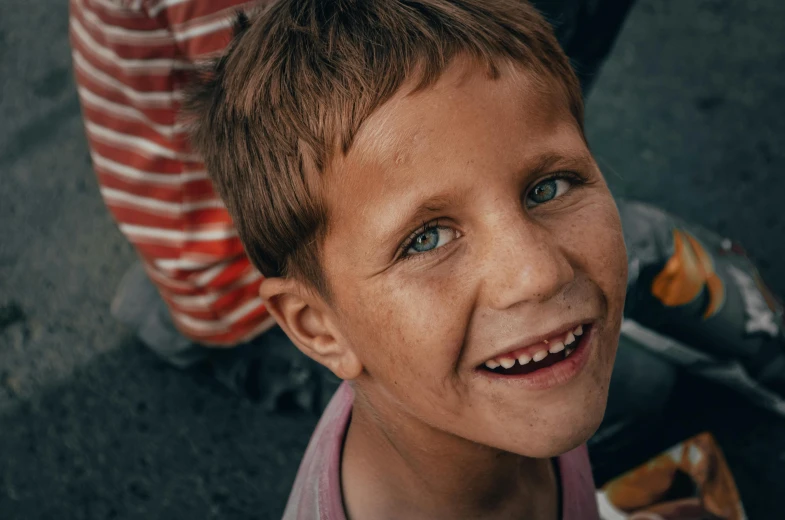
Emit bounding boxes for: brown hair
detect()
[185,0,583,297]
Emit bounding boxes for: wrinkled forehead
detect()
[360,58,575,162]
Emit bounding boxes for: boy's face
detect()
[321,59,627,458]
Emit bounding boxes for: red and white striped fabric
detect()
[69,0,275,346]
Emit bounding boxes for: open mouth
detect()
[479,323,591,377]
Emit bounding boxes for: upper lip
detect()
[477,319,594,366]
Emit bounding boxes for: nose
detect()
[478,213,575,311]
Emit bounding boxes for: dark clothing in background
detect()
[533,0,638,92]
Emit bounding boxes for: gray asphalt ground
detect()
[1,0,784,518]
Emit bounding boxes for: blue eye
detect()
[405,225,457,256]
[527,177,572,207]
[410,227,440,253]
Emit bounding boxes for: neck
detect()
[341,389,558,520]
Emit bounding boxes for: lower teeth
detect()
[564,347,575,358]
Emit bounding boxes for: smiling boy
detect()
[186,0,628,518]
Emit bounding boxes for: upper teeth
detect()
[549,341,565,354]
[484,324,586,370]
[532,350,548,362]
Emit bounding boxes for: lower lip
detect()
[475,324,595,391]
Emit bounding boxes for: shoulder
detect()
[559,444,600,520]
[282,383,353,520]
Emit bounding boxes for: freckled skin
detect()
[324,59,627,460]
[279,58,629,519]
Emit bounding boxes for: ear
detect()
[259,277,363,380]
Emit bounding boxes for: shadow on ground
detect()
[0,336,316,520]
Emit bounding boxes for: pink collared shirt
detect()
[283,383,600,520]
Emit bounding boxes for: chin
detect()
[522,428,598,459]
[511,398,608,459]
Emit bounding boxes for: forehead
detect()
[322,60,583,253]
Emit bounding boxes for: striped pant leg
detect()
[69,0,273,353]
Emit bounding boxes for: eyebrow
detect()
[527,150,594,177]
[404,195,456,228]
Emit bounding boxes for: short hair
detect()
[185,0,583,297]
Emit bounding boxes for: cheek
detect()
[567,198,628,307]
[341,274,472,384]
[559,197,627,372]
[341,278,478,418]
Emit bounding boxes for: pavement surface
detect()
[1,0,784,518]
